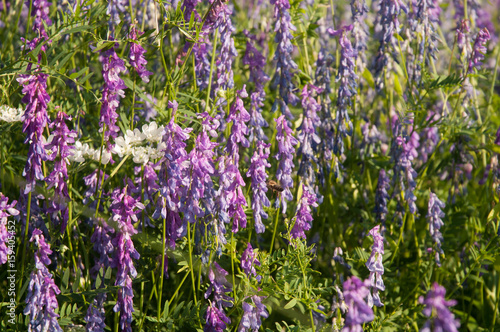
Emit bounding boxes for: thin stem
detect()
[205,29,219,113]
[158,216,166,320]
[270,204,281,256]
[18,191,32,302]
[187,221,198,306]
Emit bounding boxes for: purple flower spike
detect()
[214,3,237,94]
[275,115,298,212]
[342,276,374,332]
[376,0,408,43]
[45,111,77,232]
[17,73,51,194]
[0,194,19,265]
[427,192,445,266]
[205,300,231,332]
[246,141,271,233]
[241,243,261,281]
[290,184,318,240]
[129,26,153,83]
[227,86,251,164]
[99,42,127,147]
[110,187,145,332]
[238,295,269,332]
[29,0,52,38]
[468,28,490,73]
[419,282,460,332]
[24,229,63,332]
[271,0,298,120]
[366,225,385,307]
[204,262,233,331]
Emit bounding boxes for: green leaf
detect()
[284,298,297,309]
[64,25,93,35]
[69,67,88,80]
[362,68,375,89]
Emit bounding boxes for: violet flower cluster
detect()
[110,187,145,332]
[243,39,269,142]
[290,184,318,240]
[427,192,445,266]
[214,3,237,94]
[129,26,153,83]
[274,114,298,211]
[271,0,298,120]
[17,73,51,194]
[204,262,233,331]
[238,295,269,332]
[99,42,127,148]
[468,27,491,73]
[328,25,357,156]
[365,225,385,307]
[24,229,63,332]
[246,141,271,234]
[456,19,471,65]
[44,111,76,232]
[419,282,460,332]
[226,86,251,164]
[0,193,18,265]
[297,84,322,191]
[241,243,261,281]
[350,0,369,72]
[342,276,374,332]
[29,0,52,38]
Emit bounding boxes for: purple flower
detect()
[246,141,271,233]
[468,28,490,73]
[328,25,357,156]
[85,293,107,332]
[129,26,153,83]
[427,192,445,266]
[238,295,269,332]
[351,0,369,72]
[290,184,318,240]
[44,111,77,232]
[110,187,145,332]
[83,169,109,205]
[374,170,390,226]
[205,300,231,332]
[419,282,460,332]
[271,0,299,120]
[418,113,440,164]
[99,42,127,147]
[243,39,269,142]
[29,0,52,37]
[17,73,51,194]
[227,86,251,164]
[342,276,374,332]
[24,229,63,332]
[214,3,237,94]
[181,0,201,21]
[297,84,322,190]
[205,262,233,306]
[456,19,471,62]
[241,243,261,281]
[0,194,19,265]
[365,225,385,307]
[375,0,408,43]
[275,115,298,212]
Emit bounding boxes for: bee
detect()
[266,180,284,194]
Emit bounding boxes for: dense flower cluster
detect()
[24,229,62,332]
[129,26,152,83]
[365,225,385,307]
[226,86,250,163]
[274,114,298,211]
[247,141,271,233]
[427,192,445,266]
[290,184,318,239]
[241,243,261,281]
[468,27,491,73]
[342,276,374,331]
[271,0,298,120]
[238,295,269,332]
[29,0,52,37]
[419,282,460,332]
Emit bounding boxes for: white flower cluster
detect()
[0,105,23,123]
[69,121,165,165]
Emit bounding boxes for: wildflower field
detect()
[1,0,500,330]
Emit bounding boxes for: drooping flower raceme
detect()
[44,111,76,232]
[110,187,145,332]
[0,193,18,265]
[29,0,52,38]
[271,0,298,120]
[241,243,261,281]
[274,114,298,212]
[342,276,374,332]
[213,2,237,95]
[99,42,127,149]
[328,25,357,156]
[226,86,251,164]
[246,141,271,234]
[243,38,269,142]
[17,73,51,194]
[204,262,233,331]
[297,84,322,191]
[238,295,269,332]
[427,192,445,266]
[290,184,318,240]
[129,26,153,83]
[366,225,385,307]
[468,28,490,73]
[24,229,63,332]
[419,282,460,332]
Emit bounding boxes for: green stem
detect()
[205,29,219,113]
[230,232,237,303]
[187,221,198,306]
[18,191,32,302]
[158,216,166,320]
[270,204,281,255]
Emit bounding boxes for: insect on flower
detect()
[266,180,284,194]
